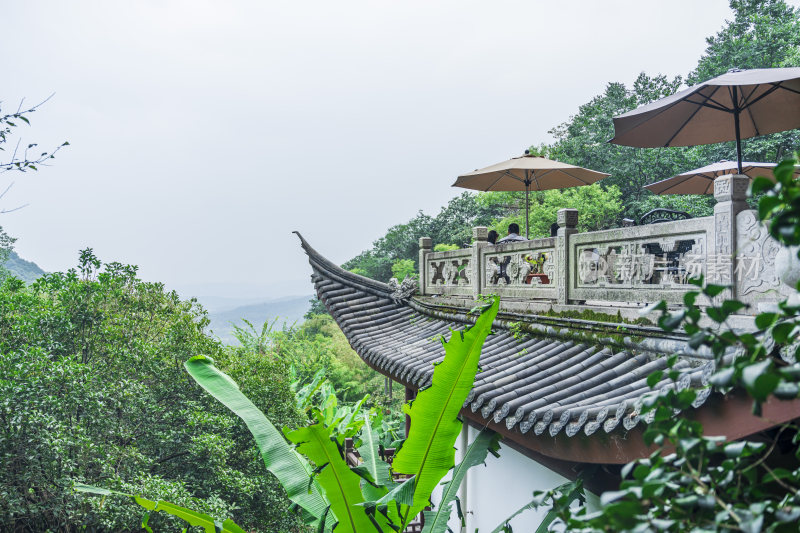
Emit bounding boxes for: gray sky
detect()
[1,0,760,298]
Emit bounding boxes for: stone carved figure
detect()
[389,276,418,302]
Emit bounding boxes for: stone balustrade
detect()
[418,174,795,314]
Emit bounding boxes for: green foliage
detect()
[0,225,14,281]
[0,250,305,532]
[1,96,68,175]
[480,184,623,238]
[391,258,417,281]
[422,429,501,533]
[392,298,500,520]
[548,73,705,221]
[285,422,375,532]
[343,192,502,282]
[80,298,502,533]
[536,156,800,532]
[74,485,246,533]
[433,243,460,252]
[185,355,332,528]
[689,0,800,84]
[305,295,329,319]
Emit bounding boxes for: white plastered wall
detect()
[434,424,599,532]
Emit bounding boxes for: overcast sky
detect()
[1,0,780,298]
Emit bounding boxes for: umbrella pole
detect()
[525,183,530,239]
[733,88,743,174]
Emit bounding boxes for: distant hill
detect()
[2,251,46,283]
[206,294,313,345]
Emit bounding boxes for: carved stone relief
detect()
[736,210,783,296]
[576,237,703,288]
[484,250,555,287]
[426,257,473,289]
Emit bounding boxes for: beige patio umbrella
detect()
[453,153,609,238]
[611,67,800,173]
[644,160,800,195]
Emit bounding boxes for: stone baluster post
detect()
[471,226,488,300]
[418,237,432,296]
[556,208,578,305]
[712,174,749,299]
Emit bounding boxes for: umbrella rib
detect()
[614,86,706,139]
[658,173,697,194]
[483,170,525,192]
[740,83,782,109]
[664,88,717,147]
[685,96,730,113]
[483,173,508,192]
[745,103,761,136]
[775,83,800,96]
[557,168,592,186]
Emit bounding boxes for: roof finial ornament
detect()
[388,276,417,302]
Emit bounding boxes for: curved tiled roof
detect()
[297,233,715,442]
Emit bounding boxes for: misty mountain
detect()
[2,251,46,283]
[205,294,313,345]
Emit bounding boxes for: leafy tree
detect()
[344,192,502,282]
[548,73,704,220]
[305,295,329,319]
[0,226,14,280]
[78,299,504,533]
[0,250,305,532]
[689,0,800,84]
[391,258,417,280]
[479,184,623,239]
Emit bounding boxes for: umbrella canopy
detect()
[644,160,794,195]
[453,154,609,238]
[611,67,800,173]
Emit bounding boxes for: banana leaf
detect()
[285,422,377,533]
[356,420,405,528]
[357,421,394,488]
[391,298,499,520]
[184,356,331,529]
[490,479,584,533]
[421,429,501,533]
[74,484,245,533]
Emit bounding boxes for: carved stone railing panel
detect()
[481,238,557,299]
[423,248,474,297]
[736,209,794,309]
[569,217,714,304]
[419,200,791,312]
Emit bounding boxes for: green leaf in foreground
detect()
[392,297,500,520]
[284,422,376,533]
[74,484,245,533]
[184,355,331,527]
[422,429,502,533]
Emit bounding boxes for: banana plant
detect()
[77,297,501,532]
[391,297,499,522]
